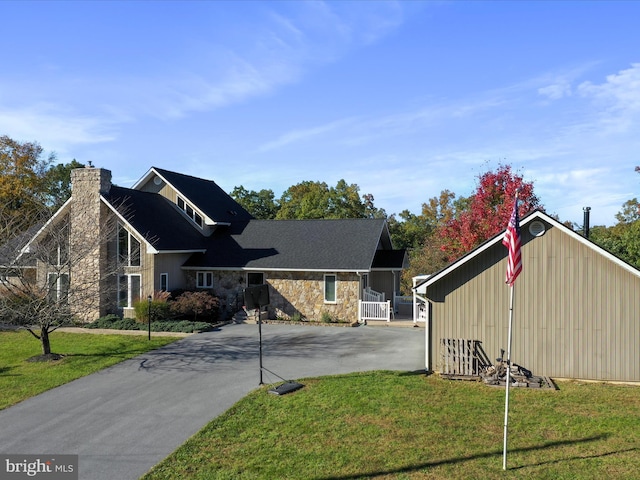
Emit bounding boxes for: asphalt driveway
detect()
[0,323,425,480]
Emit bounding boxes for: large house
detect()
[415,209,640,383]
[26,166,407,323]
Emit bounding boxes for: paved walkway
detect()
[0,323,425,480]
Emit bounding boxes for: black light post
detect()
[147,295,152,341]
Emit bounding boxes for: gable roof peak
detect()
[132,166,253,224]
[416,209,640,291]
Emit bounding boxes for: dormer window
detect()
[177,196,203,228]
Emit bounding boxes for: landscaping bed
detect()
[84,314,222,333]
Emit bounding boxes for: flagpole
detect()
[502,190,520,471]
[503,281,515,470]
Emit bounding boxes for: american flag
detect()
[502,199,522,286]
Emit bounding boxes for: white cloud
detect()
[538,82,572,100]
[576,63,640,134]
[578,63,640,110]
[257,117,357,152]
[0,103,117,154]
[129,1,407,121]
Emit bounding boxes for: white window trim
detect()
[324,273,337,304]
[196,271,214,289]
[160,273,169,292]
[47,272,69,302]
[119,274,141,309]
[54,242,69,266]
[177,195,204,229]
[118,225,141,267]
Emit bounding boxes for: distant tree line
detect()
[232,164,542,291]
[2,134,638,296]
[588,167,640,269]
[230,179,386,221]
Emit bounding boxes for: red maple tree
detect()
[438,164,541,262]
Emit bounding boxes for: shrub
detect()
[170,291,219,322]
[320,311,333,323]
[133,292,171,323]
[87,315,140,331]
[87,315,212,333]
[150,321,212,333]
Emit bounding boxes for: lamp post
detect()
[147,295,152,341]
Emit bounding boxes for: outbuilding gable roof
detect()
[415,209,640,291]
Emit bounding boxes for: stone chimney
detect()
[69,166,113,321]
[71,165,112,198]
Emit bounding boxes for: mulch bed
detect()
[26,353,66,363]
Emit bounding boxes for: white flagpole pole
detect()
[503,281,515,470]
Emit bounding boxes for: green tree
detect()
[394,189,466,292]
[42,159,85,210]
[388,210,431,251]
[590,221,640,269]
[230,185,279,219]
[0,135,54,226]
[276,180,378,220]
[590,167,640,268]
[327,180,366,218]
[362,193,387,219]
[276,181,330,219]
[615,198,640,224]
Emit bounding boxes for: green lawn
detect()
[143,371,640,480]
[0,330,178,410]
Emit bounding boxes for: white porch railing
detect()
[395,295,412,304]
[363,287,385,302]
[418,303,428,322]
[358,300,391,323]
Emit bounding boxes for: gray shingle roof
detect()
[105,168,403,271]
[183,218,391,271]
[152,167,253,224]
[103,186,206,251]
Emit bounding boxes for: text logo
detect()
[1,455,78,480]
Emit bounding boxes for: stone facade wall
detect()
[267,271,360,322]
[69,167,113,322]
[183,270,246,320]
[185,270,360,322]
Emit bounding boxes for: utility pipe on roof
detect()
[583,207,591,239]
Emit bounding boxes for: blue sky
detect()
[2,1,639,227]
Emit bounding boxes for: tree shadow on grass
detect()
[317,434,613,479]
[0,366,17,375]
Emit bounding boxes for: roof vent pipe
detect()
[583,207,591,239]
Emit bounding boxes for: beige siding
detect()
[153,253,193,292]
[427,220,640,382]
[369,271,399,301]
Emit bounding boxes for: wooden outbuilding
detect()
[416,210,640,383]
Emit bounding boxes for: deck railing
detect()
[358,300,391,323]
[363,287,385,302]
